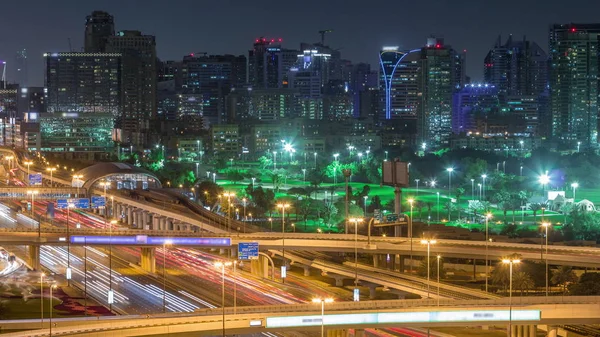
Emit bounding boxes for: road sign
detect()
[91,196,106,209]
[238,242,259,260]
[29,173,42,186]
[373,209,382,221]
[57,198,90,209]
[382,160,409,187]
[385,213,399,222]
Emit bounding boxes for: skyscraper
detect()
[549,24,600,147]
[378,46,421,122]
[248,38,297,89]
[84,11,115,53]
[452,84,499,134]
[484,35,548,101]
[45,52,121,116]
[106,30,157,147]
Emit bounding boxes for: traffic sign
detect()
[91,196,106,209]
[238,242,259,260]
[29,173,42,186]
[57,198,90,209]
[385,213,399,222]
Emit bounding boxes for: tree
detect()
[512,272,535,296]
[528,202,547,220]
[415,200,426,221]
[552,266,577,294]
[196,181,224,206]
[569,272,600,295]
[417,257,446,279]
[269,170,284,192]
[321,202,338,229]
[226,170,244,184]
[454,187,465,216]
[559,203,574,224]
[258,156,273,170]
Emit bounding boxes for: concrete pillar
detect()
[140,247,156,273]
[373,254,379,268]
[166,219,172,231]
[354,329,365,337]
[127,207,133,226]
[517,325,523,337]
[160,218,166,230]
[529,325,536,337]
[368,285,377,299]
[333,276,345,287]
[327,330,349,337]
[251,255,269,279]
[28,245,41,271]
[511,324,517,337]
[546,326,558,337]
[303,266,310,276]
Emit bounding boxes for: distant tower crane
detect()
[318,29,333,45]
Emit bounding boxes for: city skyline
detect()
[2,0,600,86]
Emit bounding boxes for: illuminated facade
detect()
[549,24,600,148]
[452,84,499,134]
[248,38,297,89]
[378,47,420,121]
[39,113,114,161]
[45,52,121,116]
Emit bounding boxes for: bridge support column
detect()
[303,265,310,276]
[166,219,173,231]
[354,329,365,337]
[332,275,345,287]
[251,255,269,278]
[151,215,159,230]
[160,217,167,230]
[140,247,156,273]
[368,285,377,299]
[28,245,41,271]
[546,326,558,337]
[127,207,133,226]
[141,211,149,229]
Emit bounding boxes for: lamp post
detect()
[268,217,273,231]
[223,192,235,233]
[478,183,482,201]
[302,168,306,185]
[27,190,39,236]
[446,168,454,194]
[415,179,420,197]
[408,198,414,273]
[470,179,474,199]
[485,213,492,293]
[502,258,521,337]
[273,151,277,170]
[242,198,247,222]
[312,298,334,337]
[212,172,216,183]
[363,196,368,216]
[436,255,441,306]
[40,272,45,328]
[350,217,363,300]
[577,141,581,153]
[215,261,232,337]
[420,239,437,298]
[481,174,487,200]
[314,152,317,168]
[73,174,83,196]
[162,240,172,313]
[46,167,56,193]
[539,172,550,197]
[520,166,523,177]
[542,223,550,296]
[277,203,290,283]
[436,192,440,222]
[571,182,579,201]
[66,203,74,286]
[49,283,57,337]
[24,161,33,181]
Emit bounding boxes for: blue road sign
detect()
[57,198,90,209]
[238,242,259,260]
[91,196,106,209]
[29,173,42,186]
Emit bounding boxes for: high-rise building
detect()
[549,24,600,147]
[484,35,548,101]
[18,87,46,116]
[452,84,499,134]
[227,87,300,122]
[106,30,157,147]
[248,38,297,89]
[84,11,115,53]
[323,80,353,120]
[378,46,421,122]
[15,49,28,86]
[45,52,121,116]
[179,53,246,127]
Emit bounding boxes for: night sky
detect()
[2,0,600,86]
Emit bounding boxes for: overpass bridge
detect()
[0,187,83,199]
[0,297,598,337]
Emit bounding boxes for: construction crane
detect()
[318,29,333,45]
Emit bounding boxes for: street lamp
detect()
[520,166,523,177]
[313,152,317,167]
[349,217,363,300]
[408,198,414,273]
[223,192,235,233]
[446,167,453,194]
[40,272,45,328]
[542,223,550,297]
[436,192,440,222]
[268,217,273,231]
[24,161,33,180]
[470,179,474,200]
[277,203,290,282]
[162,240,173,313]
[49,283,57,337]
[478,183,482,200]
[363,196,368,216]
[481,174,487,200]
[436,255,441,306]
[485,213,492,293]
[312,298,334,337]
[214,261,232,337]
[46,167,56,192]
[502,258,521,336]
[242,198,247,222]
[539,172,550,196]
[571,182,579,201]
[302,168,306,185]
[420,239,437,298]
[415,179,420,197]
[384,150,388,161]
[27,190,39,236]
[577,141,581,153]
[273,151,277,169]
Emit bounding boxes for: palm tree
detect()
[454,187,465,216]
[528,202,547,220]
[426,202,434,222]
[551,266,577,294]
[560,203,574,225]
[513,272,535,296]
[416,200,426,221]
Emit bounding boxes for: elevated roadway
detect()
[0,297,598,337]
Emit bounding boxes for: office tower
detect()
[106,30,157,147]
[288,68,323,119]
[350,63,378,117]
[418,37,462,147]
[323,80,353,120]
[248,38,297,88]
[45,52,121,116]
[15,49,28,86]
[18,87,46,116]
[379,46,421,123]
[484,35,548,101]
[157,60,181,83]
[300,42,343,84]
[84,11,115,53]
[227,87,300,122]
[179,53,246,127]
[452,84,499,134]
[549,24,600,147]
[505,96,540,136]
